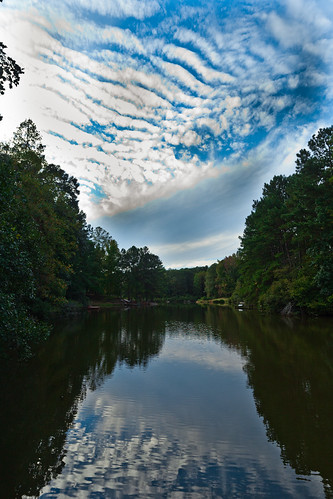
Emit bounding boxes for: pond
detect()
[1,306,333,498]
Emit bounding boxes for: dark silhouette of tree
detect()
[0,1,24,121]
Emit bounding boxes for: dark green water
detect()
[1,306,333,498]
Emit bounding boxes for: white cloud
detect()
[160,59,212,96]
[283,0,332,32]
[151,232,236,255]
[0,0,331,251]
[163,44,234,83]
[267,12,308,49]
[99,26,146,54]
[64,0,161,20]
[195,117,221,136]
[149,231,240,268]
[181,129,201,146]
[173,27,222,66]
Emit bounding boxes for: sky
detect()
[1,0,333,268]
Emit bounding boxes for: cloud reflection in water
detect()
[39,326,323,498]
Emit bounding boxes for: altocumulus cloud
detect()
[1,0,333,266]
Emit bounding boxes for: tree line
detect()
[196,126,333,315]
[2,121,333,347]
[0,120,166,356]
[141,126,332,314]
[1,120,332,357]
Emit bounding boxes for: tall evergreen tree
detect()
[235,127,333,313]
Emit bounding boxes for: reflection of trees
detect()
[203,307,333,498]
[118,307,166,368]
[2,305,333,497]
[0,308,166,498]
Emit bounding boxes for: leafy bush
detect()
[258,279,291,312]
[0,293,50,359]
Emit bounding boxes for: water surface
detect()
[1,306,332,498]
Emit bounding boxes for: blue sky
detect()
[1,0,333,267]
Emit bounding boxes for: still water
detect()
[1,306,333,498]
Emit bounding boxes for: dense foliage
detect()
[176,127,333,315]
[1,119,332,356]
[163,256,240,303]
[234,127,333,313]
[164,266,207,301]
[0,120,165,356]
[200,127,333,314]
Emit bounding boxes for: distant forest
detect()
[1,120,332,356]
